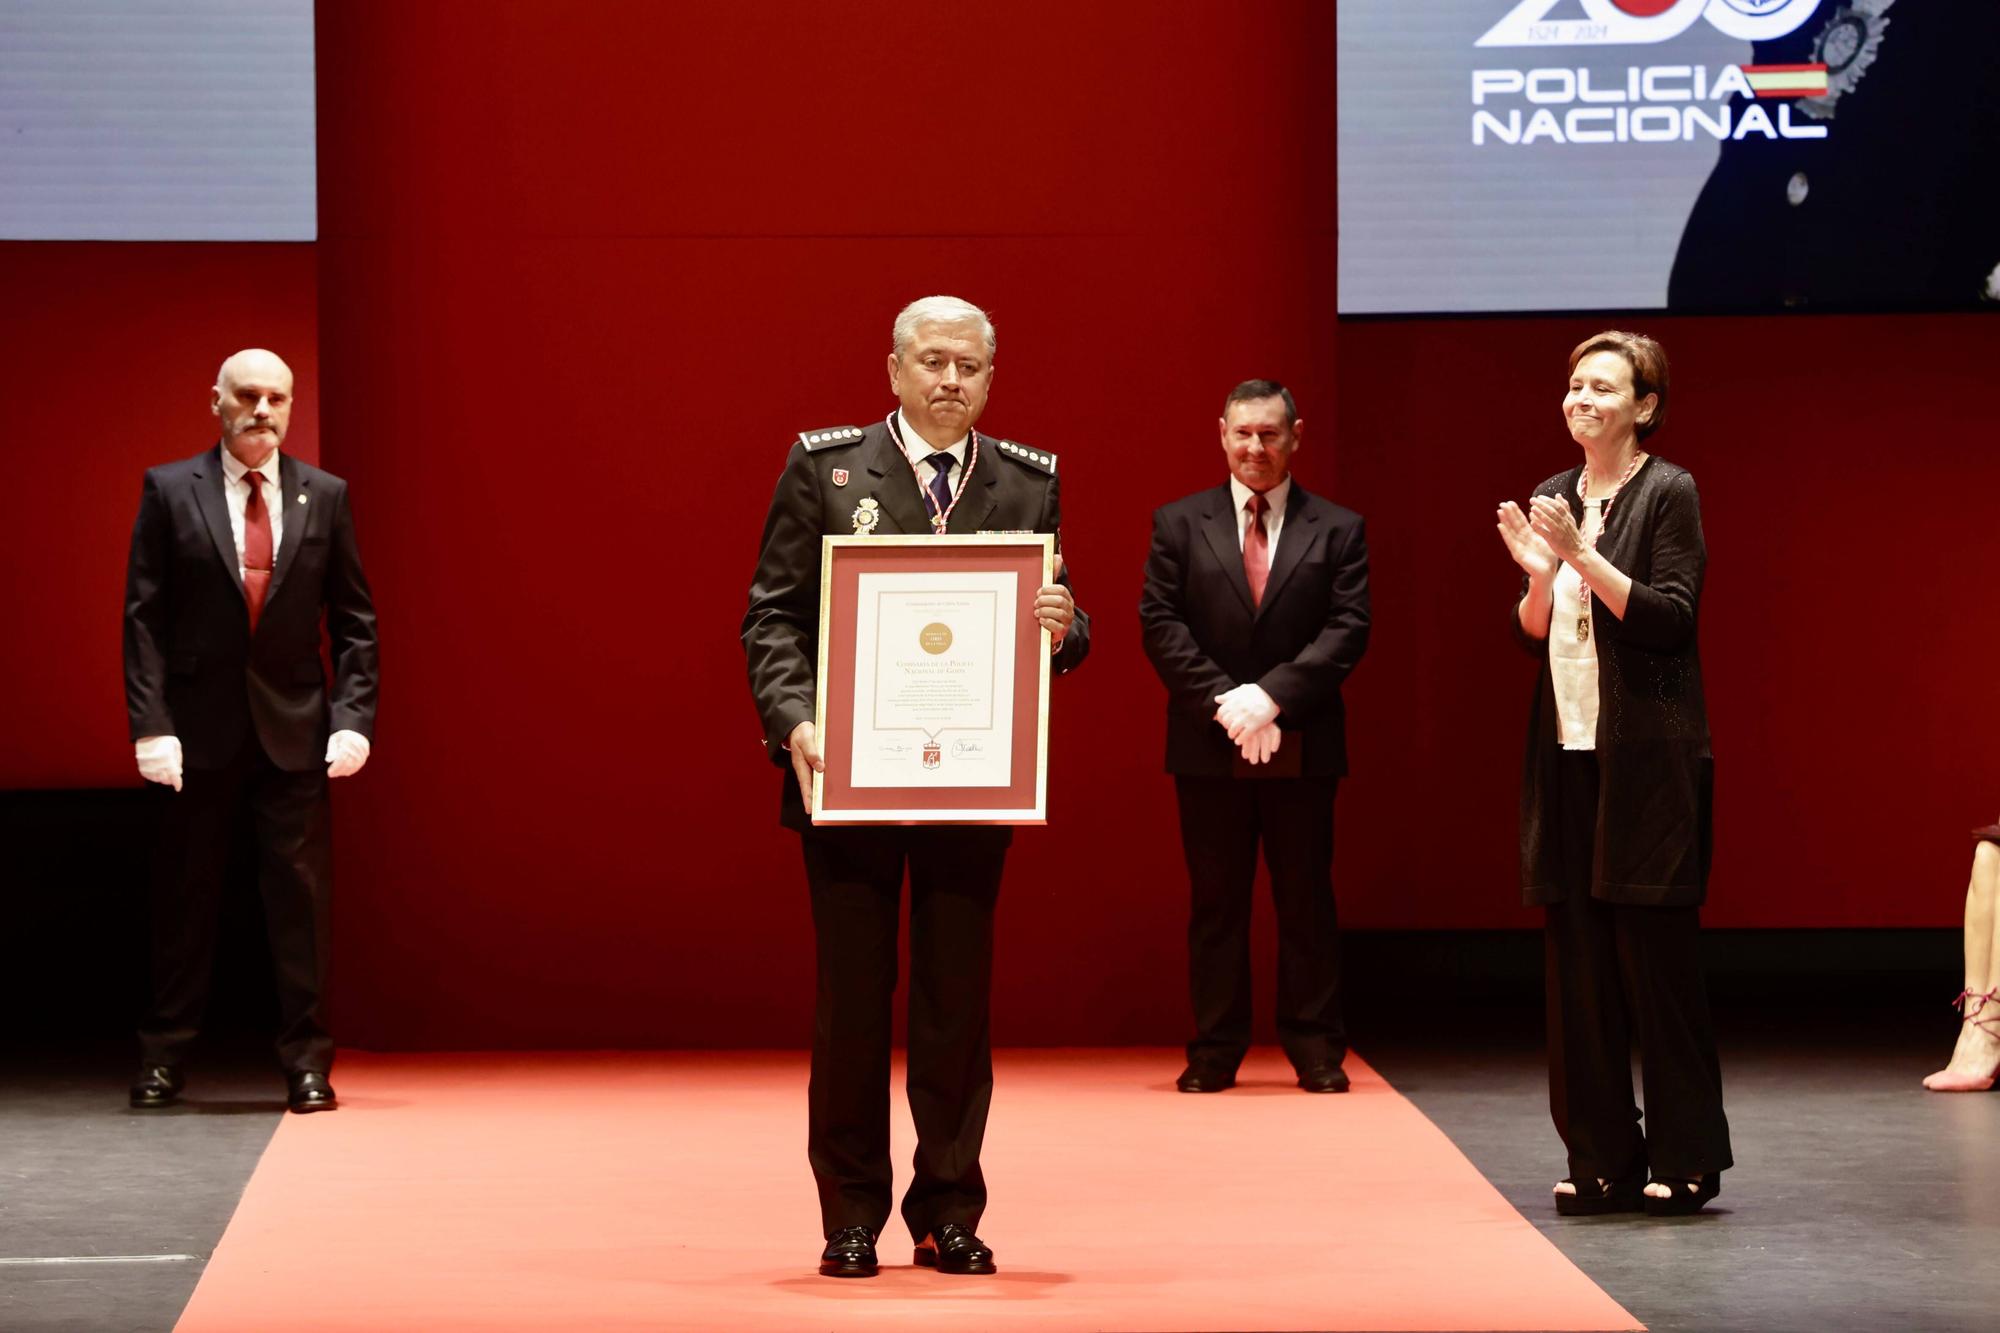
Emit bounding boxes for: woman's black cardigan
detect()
[1515,456,1713,907]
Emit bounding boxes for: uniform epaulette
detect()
[799,425,866,451]
[990,437,1056,475]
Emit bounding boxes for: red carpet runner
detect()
[176,1049,1640,1331]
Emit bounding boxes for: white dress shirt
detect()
[218,446,284,580]
[1550,496,1607,750]
[894,410,970,520]
[1228,475,1291,552]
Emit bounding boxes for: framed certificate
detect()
[812,534,1053,824]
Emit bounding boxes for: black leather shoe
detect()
[914,1222,996,1275]
[818,1226,878,1278]
[1176,1062,1237,1093]
[1296,1061,1351,1093]
[129,1064,184,1109]
[286,1071,338,1113]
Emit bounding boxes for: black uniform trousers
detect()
[801,823,1009,1242]
[1174,774,1345,1072]
[140,734,334,1074]
[1544,751,1732,1183]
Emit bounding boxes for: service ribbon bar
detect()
[1740,63,1830,98]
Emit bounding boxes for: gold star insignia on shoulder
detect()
[799,425,865,451]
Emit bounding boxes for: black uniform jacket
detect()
[1139,482,1370,779]
[742,420,1090,830]
[124,444,379,773]
[1514,457,1712,907]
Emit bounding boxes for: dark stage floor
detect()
[1365,999,2000,1333]
[3,1004,1994,1333]
[0,1039,287,1333]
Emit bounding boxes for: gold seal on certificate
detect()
[811,534,1052,824]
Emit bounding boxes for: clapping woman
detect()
[1495,331,1733,1217]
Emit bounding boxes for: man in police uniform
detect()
[742,295,1088,1279]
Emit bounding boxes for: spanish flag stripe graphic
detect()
[1740,63,1830,97]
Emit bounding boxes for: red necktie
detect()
[244,472,274,632]
[1243,492,1270,607]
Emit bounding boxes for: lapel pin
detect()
[832,468,849,487]
[296,494,307,505]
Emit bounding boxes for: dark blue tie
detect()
[923,452,954,527]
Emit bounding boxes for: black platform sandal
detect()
[1643,1173,1721,1216]
[1553,1175,1646,1216]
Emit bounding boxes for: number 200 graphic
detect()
[1477,0,1826,48]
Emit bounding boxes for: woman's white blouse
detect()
[1549,497,1607,751]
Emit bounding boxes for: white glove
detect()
[326,729,371,779]
[1212,683,1279,742]
[1237,722,1283,766]
[135,735,183,792]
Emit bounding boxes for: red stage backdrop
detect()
[0,243,319,788]
[3,3,1994,1049]
[309,0,1335,1047]
[1335,312,2000,934]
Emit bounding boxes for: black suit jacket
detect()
[124,445,379,772]
[1139,481,1369,778]
[742,420,1090,830]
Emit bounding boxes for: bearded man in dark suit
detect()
[1140,380,1369,1095]
[123,348,378,1113]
